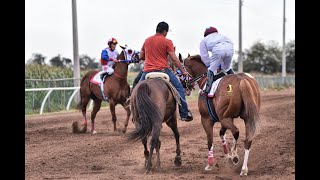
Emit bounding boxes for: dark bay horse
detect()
[179,54,261,176]
[127,75,182,174]
[73,45,139,134]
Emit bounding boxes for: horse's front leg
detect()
[219,127,231,157]
[220,118,240,165]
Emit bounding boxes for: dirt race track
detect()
[25,87,295,180]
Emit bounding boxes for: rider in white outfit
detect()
[100,37,120,81]
[199,27,235,96]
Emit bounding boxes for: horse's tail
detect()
[239,78,261,141]
[127,83,161,142]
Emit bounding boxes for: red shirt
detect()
[141,34,175,72]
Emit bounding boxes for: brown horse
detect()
[127,75,182,174]
[73,45,139,134]
[178,54,261,176]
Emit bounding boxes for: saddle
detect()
[146,72,170,82]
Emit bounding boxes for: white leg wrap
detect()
[240,149,250,176]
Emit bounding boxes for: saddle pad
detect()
[200,78,223,98]
[89,71,103,85]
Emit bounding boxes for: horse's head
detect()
[118,45,140,64]
[177,53,207,96]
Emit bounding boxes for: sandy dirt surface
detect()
[25,87,295,180]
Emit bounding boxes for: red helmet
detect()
[204,27,218,37]
[108,38,118,45]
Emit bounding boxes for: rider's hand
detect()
[181,70,189,77]
[112,59,119,62]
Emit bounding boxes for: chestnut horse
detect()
[178,54,261,176]
[73,45,139,134]
[127,76,183,174]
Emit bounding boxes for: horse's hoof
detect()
[174,156,182,166]
[232,156,240,165]
[204,164,212,171]
[240,169,248,176]
[92,130,97,134]
[145,170,152,174]
[121,129,127,134]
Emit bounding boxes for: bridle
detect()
[178,57,207,91]
[113,48,140,79]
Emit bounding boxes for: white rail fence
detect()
[25,87,94,115]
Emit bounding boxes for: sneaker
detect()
[180,110,193,122]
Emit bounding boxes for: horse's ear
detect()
[119,45,126,49]
[188,53,190,58]
[178,53,183,62]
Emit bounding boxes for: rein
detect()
[180,58,207,90]
[113,49,139,79]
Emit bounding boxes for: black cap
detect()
[156,21,169,33]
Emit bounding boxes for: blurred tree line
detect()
[232,40,295,73]
[26,54,99,70]
[26,40,295,74]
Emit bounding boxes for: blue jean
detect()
[132,70,143,91]
[139,68,189,118]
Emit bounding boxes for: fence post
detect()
[48,80,51,112]
[32,81,35,112]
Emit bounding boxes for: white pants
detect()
[101,65,114,75]
[208,42,234,75]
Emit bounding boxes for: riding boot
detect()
[101,73,109,83]
[226,69,235,74]
[203,70,215,95]
[203,70,226,96]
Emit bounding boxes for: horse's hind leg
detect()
[121,100,131,134]
[145,123,161,174]
[109,99,118,132]
[142,138,149,168]
[81,97,90,126]
[166,116,182,166]
[220,118,240,165]
[90,99,102,134]
[219,127,230,155]
[240,120,254,176]
[201,117,215,170]
[155,138,161,171]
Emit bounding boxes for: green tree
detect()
[62,58,72,68]
[27,53,46,65]
[49,54,64,67]
[233,41,282,73]
[79,54,99,70]
[285,40,295,73]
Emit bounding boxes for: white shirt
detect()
[199,32,233,67]
[105,47,119,60]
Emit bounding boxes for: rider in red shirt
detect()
[138,21,193,122]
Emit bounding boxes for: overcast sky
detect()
[25,0,295,64]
